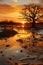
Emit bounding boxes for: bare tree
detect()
[19,4,43,46]
[20,4,43,28]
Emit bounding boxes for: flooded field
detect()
[0,27,43,65]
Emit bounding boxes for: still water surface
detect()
[0,28,43,65]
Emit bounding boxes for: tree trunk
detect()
[32,18,35,28]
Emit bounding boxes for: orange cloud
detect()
[0,4,25,14]
[0,4,15,14]
[0,4,25,22]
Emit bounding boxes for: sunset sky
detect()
[0,0,43,23]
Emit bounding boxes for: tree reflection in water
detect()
[0,28,43,65]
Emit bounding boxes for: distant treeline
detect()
[0,20,43,29]
[0,21,16,25]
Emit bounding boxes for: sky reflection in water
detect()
[0,28,43,65]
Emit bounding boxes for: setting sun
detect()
[22,21,26,24]
[21,21,26,28]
